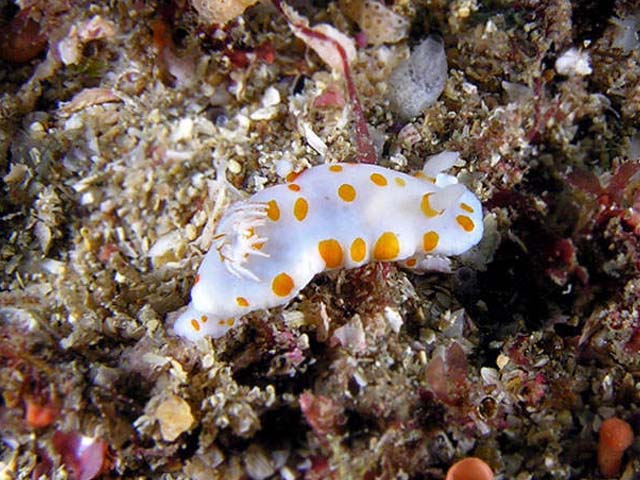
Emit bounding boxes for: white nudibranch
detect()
[174,154,484,341]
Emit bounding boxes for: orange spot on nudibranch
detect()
[236,297,249,307]
[406,258,417,267]
[218,319,225,326]
[194,274,201,284]
[415,172,436,183]
[286,171,302,183]
[267,200,280,221]
[191,319,200,331]
[373,232,400,260]
[460,202,474,213]
[395,177,406,187]
[288,184,301,192]
[294,197,309,221]
[272,273,294,297]
[350,237,366,262]
[318,239,343,269]
[329,165,343,172]
[421,193,442,218]
[456,215,475,232]
[423,231,439,252]
[227,318,235,326]
[370,173,387,186]
[200,315,208,323]
[338,184,356,202]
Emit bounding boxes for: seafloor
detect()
[1,0,639,479]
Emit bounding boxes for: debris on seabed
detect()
[1,0,639,478]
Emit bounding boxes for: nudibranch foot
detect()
[174,303,236,340]
[400,254,452,273]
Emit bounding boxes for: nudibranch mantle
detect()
[174,155,483,340]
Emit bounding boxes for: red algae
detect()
[299,391,345,437]
[0,8,47,63]
[52,431,109,480]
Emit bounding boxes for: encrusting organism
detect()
[445,457,494,480]
[173,154,484,340]
[597,417,634,477]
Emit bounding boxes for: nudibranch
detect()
[174,154,484,340]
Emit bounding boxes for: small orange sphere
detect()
[445,457,494,480]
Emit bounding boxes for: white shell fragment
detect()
[155,394,194,442]
[555,48,592,76]
[387,35,448,119]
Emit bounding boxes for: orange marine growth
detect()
[598,417,634,477]
[24,397,58,428]
[445,457,494,480]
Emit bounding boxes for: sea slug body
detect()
[174,155,484,340]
